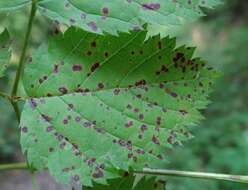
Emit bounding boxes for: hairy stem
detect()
[10,0,37,121]
[0,163,247,184]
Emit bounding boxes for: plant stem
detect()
[137,168,248,184]
[0,163,247,184]
[0,163,27,171]
[11,0,37,97]
[10,0,37,121]
[10,101,21,122]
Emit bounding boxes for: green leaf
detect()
[20,27,217,186]
[0,29,11,78]
[85,174,166,190]
[0,0,222,35]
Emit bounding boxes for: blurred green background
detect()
[0,0,247,189]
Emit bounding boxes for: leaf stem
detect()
[10,0,37,121]
[11,0,37,97]
[137,168,248,184]
[0,163,247,184]
[0,162,27,171]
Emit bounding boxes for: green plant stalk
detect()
[10,0,37,121]
[0,163,27,171]
[0,163,247,184]
[138,168,248,184]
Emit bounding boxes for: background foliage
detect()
[0,0,247,189]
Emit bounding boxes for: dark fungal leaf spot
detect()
[73,175,80,182]
[104,52,109,58]
[152,135,160,145]
[63,119,68,125]
[113,88,120,95]
[41,114,52,122]
[91,41,97,48]
[21,127,28,133]
[142,3,160,10]
[87,22,98,31]
[59,87,68,94]
[179,109,188,115]
[46,126,53,132]
[98,83,104,89]
[125,121,133,128]
[29,98,37,110]
[170,92,178,98]
[72,64,82,72]
[102,7,109,15]
[49,147,54,152]
[86,51,92,56]
[91,62,100,72]
[53,64,59,73]
[92,169,104,178]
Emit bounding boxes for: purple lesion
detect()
[142,3,161,11]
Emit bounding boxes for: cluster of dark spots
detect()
[125,121,133,128]
[90,62,100,72]
[92,168,104,178]
[140,124,148,132]
[53,64,59,73]
[142,3,160,10]
[87,157,96,166]
[135,79,146,87]
[156,65,168,75]
[83,121,92,128]
[72,64,82,72]
[46,126,53,132]
[128,153,133,159]
[41,114,52,122]
[21,127,28,133]
[58,87,68,94]
[156,117,161,126]
[59,142,66,149]
[113,88,120,95]
[152,135,160,145]
[173,52,185,63]
[136,149,145,154]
